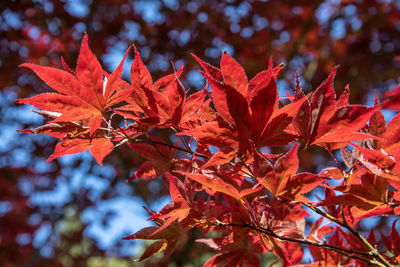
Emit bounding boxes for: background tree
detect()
[2,0,400,266]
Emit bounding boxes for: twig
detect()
[217,221,386,267]
[214,220,380,266]
[303,203,392,267]
[150,139,209,158]
[104,112,210,159]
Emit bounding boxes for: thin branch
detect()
[303,203,392,267]
[340,217,392,267]
[215,221,380,266]
[104,112,210,159]
[150,139,209,158]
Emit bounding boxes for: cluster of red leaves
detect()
[18,35,400,266]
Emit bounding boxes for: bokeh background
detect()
[1,0,400,266]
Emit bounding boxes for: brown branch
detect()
[215,220,384,266]
[303,203,392,267]
[150,139,209,158]
[104,112,210,159]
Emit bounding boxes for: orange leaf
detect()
[180,172,241,200]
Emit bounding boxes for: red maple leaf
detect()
[123,46,189,128]
[127,136,178,180]
[381,220,400,265]
[17,35,130,164]
[383,85,400,111]
[182,54,306,166]
[18,34,130,135]
[256,144,322,202]
[201,235,264,267]
[288,68,379,150]
[318,170,391,224]
[122,219,187,261]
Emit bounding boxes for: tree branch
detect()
[303,203,392,267]
[215,220,385,266]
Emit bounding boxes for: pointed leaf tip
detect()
[220,52,248,95]
[131,45,153,89]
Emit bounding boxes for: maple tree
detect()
[4,0,400,266]
[17,34,400,267]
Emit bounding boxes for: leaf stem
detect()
[326,148,344,172]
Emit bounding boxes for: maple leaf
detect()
[371,112,400,155]
[179,89,213,130]
[18,110,84,139]
[256,144,322,202]
[383,85,400,111]
[307,217,335,263]
[18,34,130,135]
[368,96,386,142]
[49,137,114,165]
[180,172,242,200]
[267,237,304,267]
[18,35,130,164]
[353,144,396,174]
[179,171,262,201]
[249,201,307,266]
[308,228,372,266]
[202,236,264,267]
[289,68,379,150]
[306,228,358,266]
[381,220,400,264]
[346,142,400,195]
[123,223,184,261]
[151,67,186,126]
[183,54,305,166]
[318,170,392,224]
[122,199,199,262]
[19,107,114,165]
[351,112,400,183]
[125,47,187,127]
[259,200,309,241]
[147,173,193,235]
[127,136,178,180]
